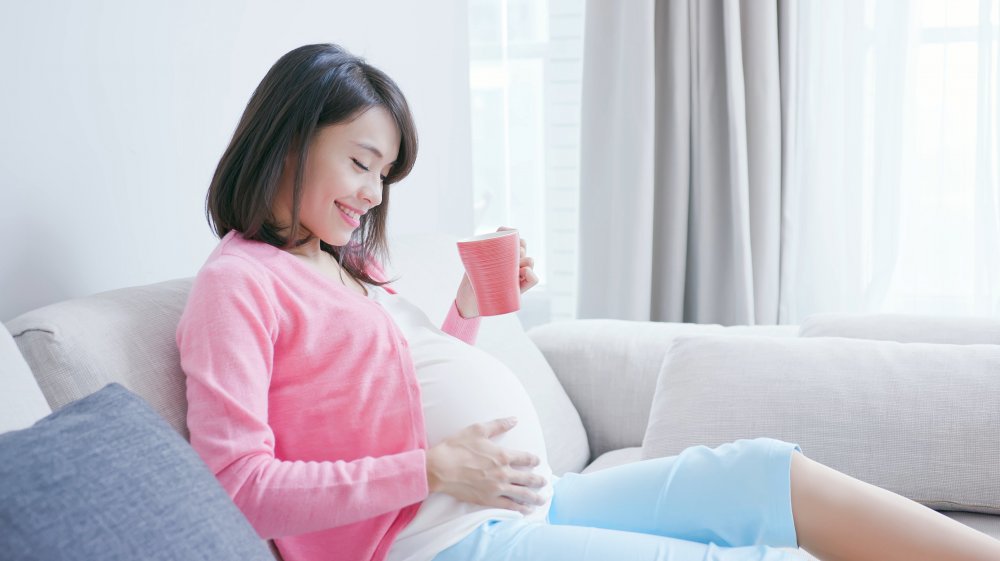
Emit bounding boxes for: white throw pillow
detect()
[476,314,590,474]
[643,334,1000,514]
[0,326,51,433]
[800,313,1000,345]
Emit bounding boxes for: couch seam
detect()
[9,327,57,338]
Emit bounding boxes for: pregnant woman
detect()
[176,43,1000,561]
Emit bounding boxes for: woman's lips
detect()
[336,202,361,228]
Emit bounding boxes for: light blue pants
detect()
[433,438,806,561]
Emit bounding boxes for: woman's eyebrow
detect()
[352,141,396,165]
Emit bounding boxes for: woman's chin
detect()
[316,228,353,248]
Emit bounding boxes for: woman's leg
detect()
[547,438,800,549]
[790,452,1000,561]
[433,519,805,561]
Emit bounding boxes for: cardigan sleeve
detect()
[440,299,481,345]
[177,259,428,539]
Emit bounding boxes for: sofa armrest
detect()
[526,319,798,459]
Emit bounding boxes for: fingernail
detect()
[506,416,518,426]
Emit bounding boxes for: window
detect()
[881,0,1000,315]
[467,0,585,328]
[789,0,1000,321]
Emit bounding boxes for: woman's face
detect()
[275,106,401,247]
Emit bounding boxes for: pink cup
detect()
[456,230,521,316]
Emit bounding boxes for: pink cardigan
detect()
[176,231,480,561]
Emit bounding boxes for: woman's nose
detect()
[360,177,382,207]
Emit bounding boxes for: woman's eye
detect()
[351,158,370,172]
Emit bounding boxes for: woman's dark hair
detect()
[206,43,416,286]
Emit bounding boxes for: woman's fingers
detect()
[519,267,539,292]
[501,484,546,509]
[476,417,519,439]
[505,449,540,468]
[474,419,541,470]
[428,416,548,514]
[508,468,547,490]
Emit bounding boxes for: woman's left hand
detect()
[456,226,539,319]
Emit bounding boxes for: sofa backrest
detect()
[0,326,51,433]
[800,312,1000,344]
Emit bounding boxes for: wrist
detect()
[425,447,442,493]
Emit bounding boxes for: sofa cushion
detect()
[0,383,273,560]
[528,320,799,461]
[642,335,1000,515]
[799,312,1000,344]
[6,278,193,439]
[942,512,1000,541]
[0,327,50,433]
[581,446,642,474]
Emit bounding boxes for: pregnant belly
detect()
[410,339,549,466]
[389,333,556,554]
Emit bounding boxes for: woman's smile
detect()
[335,201,362,228]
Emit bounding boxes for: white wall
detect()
[0,0,474,322]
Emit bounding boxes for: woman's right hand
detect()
[425,417,548,515]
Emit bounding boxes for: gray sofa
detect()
[3,233,999,560]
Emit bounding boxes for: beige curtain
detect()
[577,0,791,325]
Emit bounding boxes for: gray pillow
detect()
[0,383,273,561]
[642,335,1000,515]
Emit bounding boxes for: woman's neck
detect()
[287,237,325,263]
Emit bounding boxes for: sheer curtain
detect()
[783,0,1000,322]
[576,0,1000,325]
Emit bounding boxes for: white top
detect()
[366,284,556,561]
